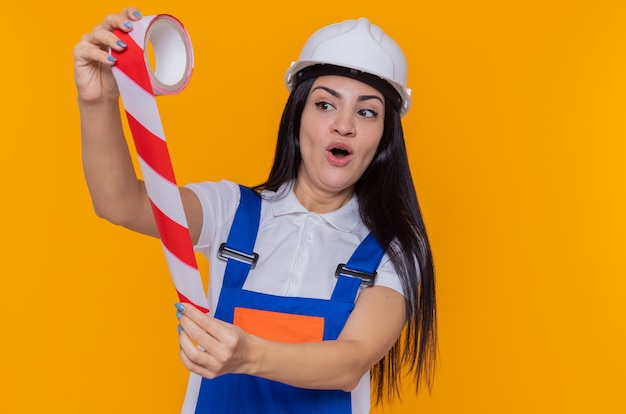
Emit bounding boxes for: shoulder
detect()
[184,180,242,248]
[185,180,241,205]
[372,255,406,298]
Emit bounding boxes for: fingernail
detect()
[133,11,142,19]
[107,55,117,62]
[116,40,127,48]
[177,325,183,334]
[176,311,184,319]
[123,21,132,29]
[174,303,185,312]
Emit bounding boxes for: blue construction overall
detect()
[194,186,385,413]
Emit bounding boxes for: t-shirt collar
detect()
[268,182,360,232]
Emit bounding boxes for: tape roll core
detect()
[144,15,193,94]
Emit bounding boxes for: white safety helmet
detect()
[285,18,412,116]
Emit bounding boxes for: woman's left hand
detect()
[176,303,255,379]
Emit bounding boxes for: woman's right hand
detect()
[73,7,143,104]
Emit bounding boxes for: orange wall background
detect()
[2,1,625,412]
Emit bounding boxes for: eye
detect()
[357,108,379,119]
[315,101,335,111]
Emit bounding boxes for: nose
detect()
[331,111,356,137]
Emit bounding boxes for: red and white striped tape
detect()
[110,14,209,313]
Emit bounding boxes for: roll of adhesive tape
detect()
[111,15,208,313]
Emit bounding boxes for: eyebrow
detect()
[311,85,384,104]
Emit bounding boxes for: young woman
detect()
[74,7,436,413]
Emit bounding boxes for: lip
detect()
[325,141,354,167]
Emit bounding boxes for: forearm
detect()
[246,337,371,392]
[245,288,405,391]
[79,98,156,236]
[179,287,406,392]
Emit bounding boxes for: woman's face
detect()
[296,75,385,208]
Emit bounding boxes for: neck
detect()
[293,181,354,213]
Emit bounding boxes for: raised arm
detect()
[74,7,202,242]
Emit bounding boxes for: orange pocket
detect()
[234,307,324,343]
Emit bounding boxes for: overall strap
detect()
[331,232,386,303]
[218,185,262,289]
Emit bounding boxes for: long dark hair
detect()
[253,77,437,402]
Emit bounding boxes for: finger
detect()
[74,11,141,66]
[122,7,143,21]
[85,28,128,53]
[176,307,241,372]
[94,8,143,33]
[179,335,220,379]
[73,34,122,66]
[179,303,231,342]
[178,312,223,353]
[179,330,224,378]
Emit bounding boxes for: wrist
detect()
[77,94,119,108]
[239,333,265,377]
[78,97,121,120]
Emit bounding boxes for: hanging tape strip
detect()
[110,14,209,313]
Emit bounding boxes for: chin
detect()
[321,178,357,194]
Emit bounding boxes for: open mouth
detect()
[326,142,353,166]
[330,147,351,158]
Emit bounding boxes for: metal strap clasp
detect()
[217,243,259,269]
[334,264,376,286]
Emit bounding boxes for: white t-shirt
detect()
[180,179,404,414]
